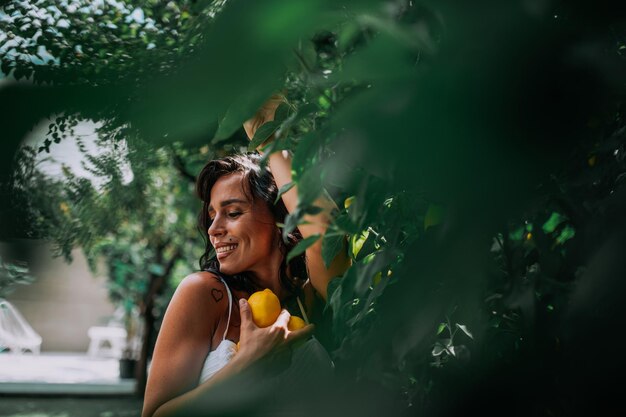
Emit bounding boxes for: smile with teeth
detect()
[216,244,237,254]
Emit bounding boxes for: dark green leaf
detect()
[322,232,345,268]
[354,249,394,297]
[302,204,323,216]
[296,165,323,207]
[294,102,319,122]
[335,212,360,234]
[274,181,295,205]
[282,209,302,241]
[325,276,343,309]
[274,102,291,123]
[455,323,473,339]
[292,132,319,177]
[248,121,280,151]
[286,234,321,263]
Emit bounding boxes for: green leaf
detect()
[335,212,360,234]
[447,345,456,357]
[293,102,319,122]
[556,225,576,245]
[432,343,445,356]
[302,205,323,216]
[328,266,357,332]
[350,230,370,259]
[324,276,343,313]
[424,203,444,230]
[455,323,473,339]
[509,226,524,241]
[248,121,280,151]
[282,209,303,241]
[274,181,295,204]
[286,234,321,263]
[274,102,291,123]
[542,212,567,234]
[318,95,331,110]
[322,232,345,268]
[296,165,323,207]
[437,323,447,335]
[354,249,394,297]
[212,91,270,143]
[292,132,319,177]
[212,109,241,143]
[259,137,293,167]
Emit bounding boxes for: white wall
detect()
[2,240,115,352]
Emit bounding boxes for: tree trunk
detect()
[135,247,182,397]
[135,298,155,396]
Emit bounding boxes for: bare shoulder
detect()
[143,272,228,417]
[161,271,229,341]
[179,271,224,288]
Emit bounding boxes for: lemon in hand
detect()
[287,316,306,331]
[247,289,281,328]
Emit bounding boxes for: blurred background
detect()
[1,0,626,416]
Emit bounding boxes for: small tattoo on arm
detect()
[211,288,224,303]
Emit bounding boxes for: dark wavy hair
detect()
[196,153,307,297]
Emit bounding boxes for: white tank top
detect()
[198,277,313,384]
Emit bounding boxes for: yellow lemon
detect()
[288,316,306,331]
[247,289,281,328]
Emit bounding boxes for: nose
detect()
[207,214,225,239]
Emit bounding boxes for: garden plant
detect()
[1,0,626,416]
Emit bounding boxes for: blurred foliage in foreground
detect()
[3,0,626,416]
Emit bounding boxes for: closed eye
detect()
[228,212,242,218]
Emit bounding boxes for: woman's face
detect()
[207,172,280,277]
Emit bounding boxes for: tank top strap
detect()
[218,277,233,341]
[296,295,310,325]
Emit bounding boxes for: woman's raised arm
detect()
[243,97,351,301]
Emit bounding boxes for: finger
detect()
[273,308,291,329]
[239,298,255,330]
[286,324,315,344]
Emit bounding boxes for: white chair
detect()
[87,325,127,358]
[87,306,144,359]
[0,298,42,354]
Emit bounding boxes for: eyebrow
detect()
[208,198,249,213]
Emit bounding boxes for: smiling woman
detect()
[207,173,282,284]
[197,155,309,300]
[141,97,350,417]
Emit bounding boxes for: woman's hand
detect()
[236,298,313,364]
[243,94,285,141]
